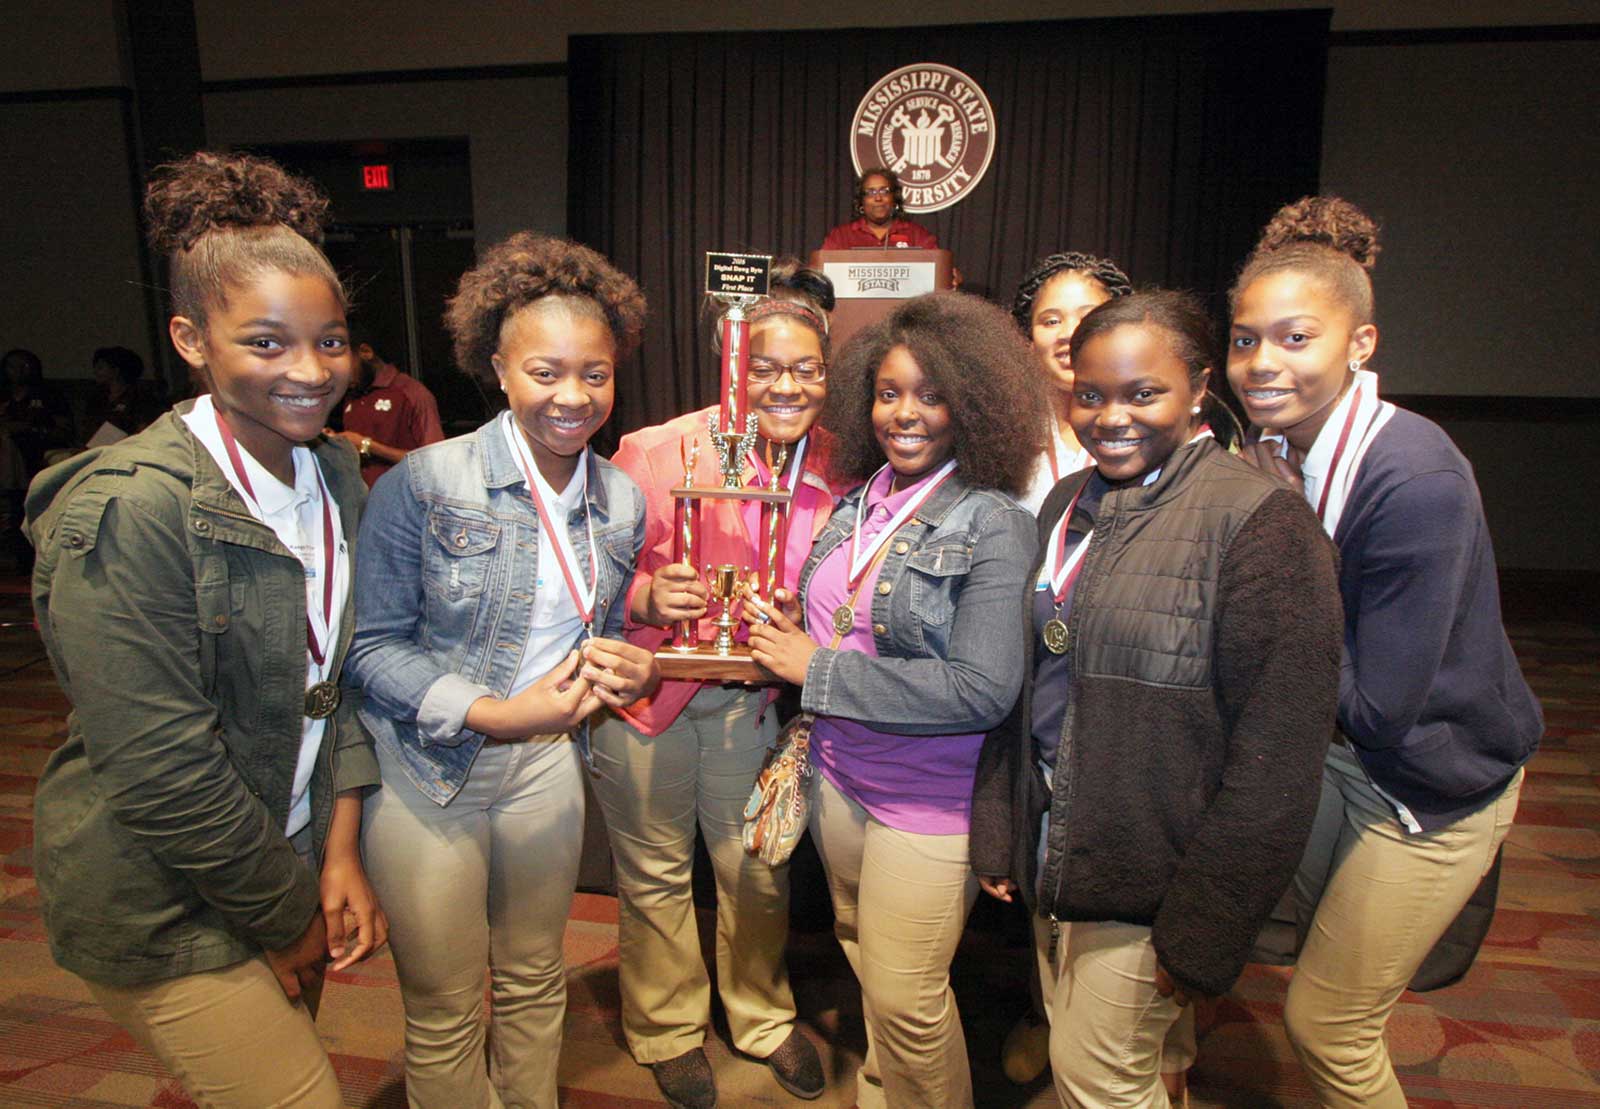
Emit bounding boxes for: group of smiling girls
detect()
[27,149,1539,1109]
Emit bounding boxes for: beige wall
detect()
[203,76,566,251]
[189,0,1596,76]
[2,0,123,90]
[0,96,152,388]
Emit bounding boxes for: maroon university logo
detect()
[851,63,995,213]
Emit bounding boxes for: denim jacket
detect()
[796,472,1035,734]
[345,416,646,805]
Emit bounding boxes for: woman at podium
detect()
[821,167,941,250]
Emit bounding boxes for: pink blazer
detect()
[612,406,850,735]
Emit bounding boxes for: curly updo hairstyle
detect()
[444,232,648,385]
[1011,251,1133,332]
[1070,289,1243,449]
[142,150,344,326]
[823,292,1047,496]
[1230,196,1381,325]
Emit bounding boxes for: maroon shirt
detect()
[340,363,444,486]
[820,217,940,250]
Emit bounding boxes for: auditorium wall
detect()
[1,1,1595,571]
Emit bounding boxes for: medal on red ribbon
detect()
[1040,483,1093,655]
[833,460,957,636]
[212,407,342,718]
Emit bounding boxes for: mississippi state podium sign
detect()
[850,63,995,213]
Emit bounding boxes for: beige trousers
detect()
[1034,914,1197,1083]
[812,772,978,1109]
[87,828,340,1109]
[362,735,584,1109]
[1035,918,1187,1109]
[589,685,795,1063]
[1286,743,1523,1108]
[89,956,339,1109]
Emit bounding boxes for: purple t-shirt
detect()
[805,467,983,835]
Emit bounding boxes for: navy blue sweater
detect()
[1333,408,1541,830]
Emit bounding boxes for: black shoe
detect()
[764,1029,824,1100]
[650,1047,718,1109]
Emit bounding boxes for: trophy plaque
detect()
[655,253,797,682]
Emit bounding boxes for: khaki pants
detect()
[1033,914,1197,1089]
[1034,918,1187,1109]
[1286,744,1522,1108]
[362,735,583,1109]
[812,772,978,1109]
[90,957,339,1109]
[87,829,340,1109]
[589,685,795,1063]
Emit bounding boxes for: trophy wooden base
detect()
[654,644,773,683]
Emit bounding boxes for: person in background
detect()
[972,289,1343,1108]
[3,348,75,474]
[1011,252,1134,515]
[822,167,940,250]
[327,335,444,487]
[1228,196,1542,1109]
[592,259,842,1108]
[749,291,1044,1109]
[25,150,385,1108]
[349,232,657,1109]
[83,346,157,442]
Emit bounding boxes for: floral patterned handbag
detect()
[742,710,817,866]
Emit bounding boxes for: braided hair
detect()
[1011,252,1133,332]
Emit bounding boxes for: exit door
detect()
[322,225,491,433]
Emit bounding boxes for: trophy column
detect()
[654,252,793,682]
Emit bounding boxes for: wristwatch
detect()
[358,437,373,459]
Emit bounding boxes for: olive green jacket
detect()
[25,404,379,986]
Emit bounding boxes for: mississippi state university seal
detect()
[851,62,995,213]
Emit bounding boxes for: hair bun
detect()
[1254,196,1380,271]
[144,151,330,256]
[771,258,836,313]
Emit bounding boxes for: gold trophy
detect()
[704,563,748,655]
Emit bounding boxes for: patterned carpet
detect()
[2,571,1597,1108]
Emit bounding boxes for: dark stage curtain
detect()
[569,10,1329,445]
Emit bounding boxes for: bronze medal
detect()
[1041,618,1070,655]
[304,680,341,720]
[831,604,855,636]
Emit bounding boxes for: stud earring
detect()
[1349,359,1362,373]
[1191,404,1202,415]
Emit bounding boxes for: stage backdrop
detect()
[569,10,1329,443]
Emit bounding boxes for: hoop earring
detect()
[1349,359,1362,373]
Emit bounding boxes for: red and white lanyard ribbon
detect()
[505,417,598,630]
[846,459,957,589]
[1261,370,1394,538]
[1042,484,1093,603]
[213,408,337,665]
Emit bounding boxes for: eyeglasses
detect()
[748,358,827,384]
[861,187,893,199]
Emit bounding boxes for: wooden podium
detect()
[808,249,954,350]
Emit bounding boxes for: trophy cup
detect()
[654,253,796,681]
